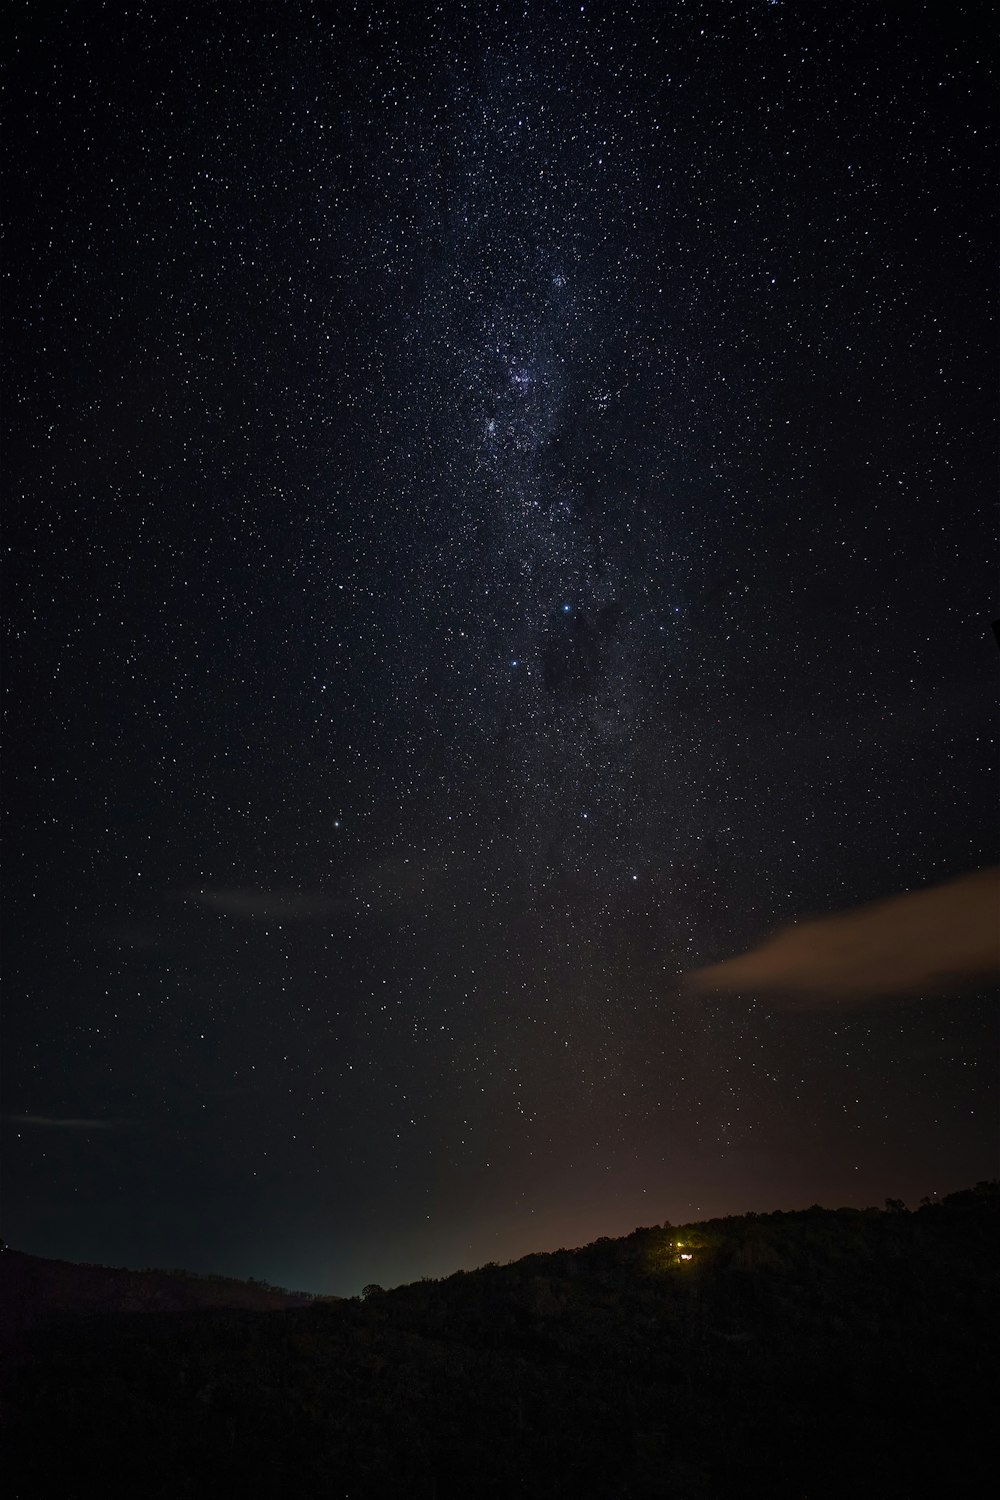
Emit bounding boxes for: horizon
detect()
[4,1178,980,1300]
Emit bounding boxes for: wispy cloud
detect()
[183,854,467,926]
[185,889,344,922]
[687,866,1000,1008]
[10,1115,118,1130]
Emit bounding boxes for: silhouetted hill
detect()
[3,1184,997,1499]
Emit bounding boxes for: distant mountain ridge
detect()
[0,1247,314,1334]
[5,1181,996,1322]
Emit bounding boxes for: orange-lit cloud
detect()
[688,866,1000,1007]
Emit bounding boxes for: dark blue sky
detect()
[4,0,996,1294]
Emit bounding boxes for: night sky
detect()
[5,1,997,1296]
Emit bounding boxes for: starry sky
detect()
[5,1,997,1295]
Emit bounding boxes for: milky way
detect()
[5,1,996,1294]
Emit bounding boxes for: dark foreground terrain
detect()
[3,1185,997,1499]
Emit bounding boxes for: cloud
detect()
[687,866,1000,1008]
[11,1115,117,1130]
[185,889,343,922]
[181,858,464,926]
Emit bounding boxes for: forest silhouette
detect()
[2,1183,997,1498]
